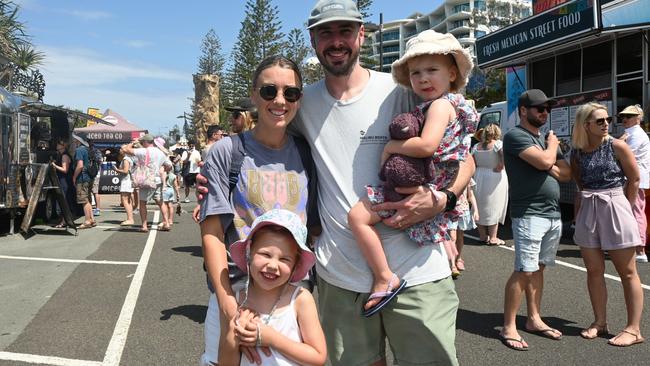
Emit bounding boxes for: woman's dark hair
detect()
[251,55,303,89]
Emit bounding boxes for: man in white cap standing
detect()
[619,104,650,263]
[71,133,95,229]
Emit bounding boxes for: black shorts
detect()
[184,173,197,187]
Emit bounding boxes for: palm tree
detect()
[0,1,27,59]
[12,43,45,71]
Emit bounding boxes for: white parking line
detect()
[103,210,160,366]
[464,234,650,291]
[0,351,101,366]
[0,255,138,266]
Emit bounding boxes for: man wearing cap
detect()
[500,89,571,350]
[71,133,95,229]
[619,104,650,263]
[293,1,475,364]
[122,134,171,232]
[225,97,256,134]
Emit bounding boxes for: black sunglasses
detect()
[618,114,633,120]
[591,117,613,126]
[258,84,302,103]
[528,105,552,113]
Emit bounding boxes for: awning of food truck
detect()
[73,109,147,144]
[19,100,114,129]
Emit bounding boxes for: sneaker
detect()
[183,198,190,203]
[93,208,101,216]
[636,253,648,263]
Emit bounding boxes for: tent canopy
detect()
[74,109,147,143]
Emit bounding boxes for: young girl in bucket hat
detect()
[348,29,478,316]
[219,209,327,365]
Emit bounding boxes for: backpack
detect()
[132,148,158,189]
[228,133,321,235]
[86,147,101,179]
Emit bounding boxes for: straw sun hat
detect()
[391,30,474,92]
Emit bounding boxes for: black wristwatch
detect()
[440,189,457,212]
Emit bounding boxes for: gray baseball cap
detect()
[307,0,363,30]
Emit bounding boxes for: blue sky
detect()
[16,0,442,135]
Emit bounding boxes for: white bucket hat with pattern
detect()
[391,30,474,92]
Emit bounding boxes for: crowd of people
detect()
[50,0,647,363]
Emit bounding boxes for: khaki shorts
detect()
[317,276,459,366]
[75,181,92,204]
[139,184,162,203]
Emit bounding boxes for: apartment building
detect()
[365,0,531,72]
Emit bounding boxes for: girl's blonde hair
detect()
[475,124,501,144]
[571,102,608,150]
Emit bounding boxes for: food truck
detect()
[475,0,650,206]
[0,86,108,232]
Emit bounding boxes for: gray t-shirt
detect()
[291,70,452,293]
[503,126,563,219]
[199,131,309,286]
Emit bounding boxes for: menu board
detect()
[550,107,569,136]
[16,113,31,164]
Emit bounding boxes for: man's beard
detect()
[527,112,546,128]
[316,45,359,77]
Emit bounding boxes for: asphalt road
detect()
[0,198,648,365]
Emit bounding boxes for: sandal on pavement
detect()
[488,238,505,246]
[499,333,529,351]
[120,220,134,226]
[525,327,562,340]
[362,274,407,318]
[90,221,97,227]
[139,227,149,233]
[580,323,608,339]
[77,223,93,229]
[54,223,66,228]
[608,330,645,347]
[456,258,466,271]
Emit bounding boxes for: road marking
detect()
[0,255,138,266]
[464,234,650,290]
[0,352,101,366]
[103,210,160,366]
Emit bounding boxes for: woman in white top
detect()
[471,124,508,245]
[115,146,135,226]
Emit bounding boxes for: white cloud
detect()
[123,40,153,49]
[40,46,189,87]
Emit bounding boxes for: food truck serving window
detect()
[531,40,615,96]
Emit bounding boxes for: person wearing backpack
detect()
[198,56,320,366]
[122,134,171,232]
[71,133,96,229]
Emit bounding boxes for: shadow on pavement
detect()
[160,304,207,324]
[457,309,581,339]
[172,245,203,257]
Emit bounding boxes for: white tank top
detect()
[239,286,303,366]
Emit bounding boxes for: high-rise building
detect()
[364,0,532,72]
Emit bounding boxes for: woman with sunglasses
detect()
[198,55,320,365]
[571,102,644,347]
[225,97,257,134]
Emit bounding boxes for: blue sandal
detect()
[362,274,407,317]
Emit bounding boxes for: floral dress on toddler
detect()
[367,92,478,246]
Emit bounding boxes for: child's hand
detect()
[380,150,391,169]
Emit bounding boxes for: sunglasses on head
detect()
[258,84,302,103]
[591,117,613,126]
[528,105,552,113]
